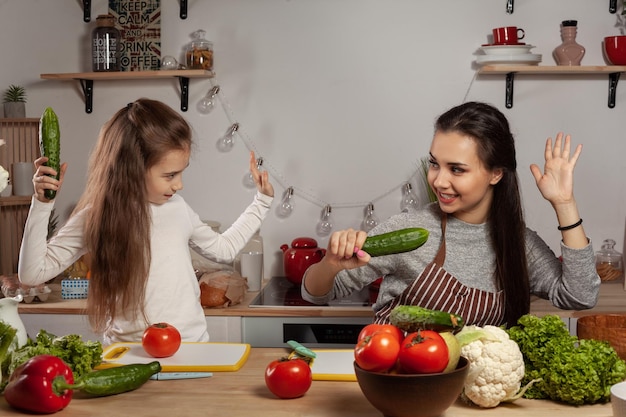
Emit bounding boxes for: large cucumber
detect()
[389,305,465,333]
[39,107,60,200]
[362,228,429,257]
[55,361,161,397]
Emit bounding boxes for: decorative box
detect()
[61,279,89,299]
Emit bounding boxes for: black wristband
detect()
[557,218,583,231]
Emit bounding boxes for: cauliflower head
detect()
[458,325,525,408]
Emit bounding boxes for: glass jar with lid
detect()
[185,30,213,70]
[595,239,624,282]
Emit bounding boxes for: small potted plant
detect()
[2,85,27,118]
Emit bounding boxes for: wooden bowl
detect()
[577,314,626,360]
[354,357,469,417]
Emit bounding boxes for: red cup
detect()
[604,36,626,65]
[492,26,525,45]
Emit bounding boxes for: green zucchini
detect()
[389,305,465,333]
[61,361,161,397]
[38,107,61,200]
[362,228,429,257]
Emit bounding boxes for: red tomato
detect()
[265,358,312,399]
[398,330,449,374]
[358,323,404,343]
[142,322,182,358]
[354,331,401,372]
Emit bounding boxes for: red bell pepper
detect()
[4,354,74,414]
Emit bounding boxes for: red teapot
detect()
[280,237,326,285]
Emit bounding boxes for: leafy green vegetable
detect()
[507,314,626,405]
[0,320,18,382]
[5,330,102,384]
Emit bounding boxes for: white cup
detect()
[12,162,34,197]
[241,251,263,292]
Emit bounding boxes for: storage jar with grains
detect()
[185,30,213,70]
[596,239,624,282]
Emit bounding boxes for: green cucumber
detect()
[362,228,429,257]
[38,107,61,200]
[57,361,161,397]
[389,305,465,333]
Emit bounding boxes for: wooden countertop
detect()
[0,348,612,417]
[18,280,626,319]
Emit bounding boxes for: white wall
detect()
[1,0,625,279]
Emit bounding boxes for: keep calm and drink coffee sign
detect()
[108,0,161,71]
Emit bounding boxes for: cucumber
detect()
[38,107,61,200]
[58,361,161,397]
[389,305,465,333]
[362,228,429,257]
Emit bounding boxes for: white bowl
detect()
[611,381,626,417]
[480,44,536,55]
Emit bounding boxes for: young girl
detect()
[19,98,274,344]
[302,101,600,327]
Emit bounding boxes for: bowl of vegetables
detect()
[354,356,469,417]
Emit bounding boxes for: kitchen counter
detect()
[0,347,612,417]
[17,280,626,319]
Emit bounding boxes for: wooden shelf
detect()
[0,196,32,207]
[40,70,215,113]
[477,65,626,108]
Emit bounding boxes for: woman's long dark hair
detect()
[435,101,529,327]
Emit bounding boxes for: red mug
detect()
[492,26,525,45]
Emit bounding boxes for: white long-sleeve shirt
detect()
[19,192,272,344]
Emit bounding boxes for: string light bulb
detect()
[276,186,295,218]
[361,202,380,232]
[243,157,263,188]
[197,85,220,114]
[316,205,334,236]
[400,182,419,212]
[216,123,239,152]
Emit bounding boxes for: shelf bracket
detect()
[178,76,190,112]
[505,72,515,108]
[506,0,514,14]
[610,0,617,13]
[608,72,620,108]
[180,0,188,19]
[83,0,91,22]
[79,79,94,114]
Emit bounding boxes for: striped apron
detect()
[374,215,505,327]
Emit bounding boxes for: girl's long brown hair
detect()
[73,98,192,333]
[435,101,530,327]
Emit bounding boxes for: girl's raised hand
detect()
[529,132,581,207]
[249,151,274,197]
[32,157,67,202]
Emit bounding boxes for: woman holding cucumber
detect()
[19,98,274,344]
[303,101,600,328]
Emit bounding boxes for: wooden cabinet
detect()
[0,119,40,275]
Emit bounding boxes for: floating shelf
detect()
[477,65,626,108]
[40,70,214,113]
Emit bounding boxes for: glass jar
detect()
[596,239,624,282]
[185,30,213,70]
[92,14,121,72]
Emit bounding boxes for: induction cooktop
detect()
[249,276,372,308]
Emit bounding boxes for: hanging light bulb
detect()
[361,202,380,232]
[400,183,419,212]
[276,187,295,218]
[316,205,333,237]
[197,85,220,114]
[243,157,263,188]
[216,123,239,152]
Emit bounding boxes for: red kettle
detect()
[280,237,326,285]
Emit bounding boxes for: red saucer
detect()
[481,42,526,46]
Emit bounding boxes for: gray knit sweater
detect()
[302,203,600,314]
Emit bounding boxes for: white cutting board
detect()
[96,342,251,372]
[310,349,356,382]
